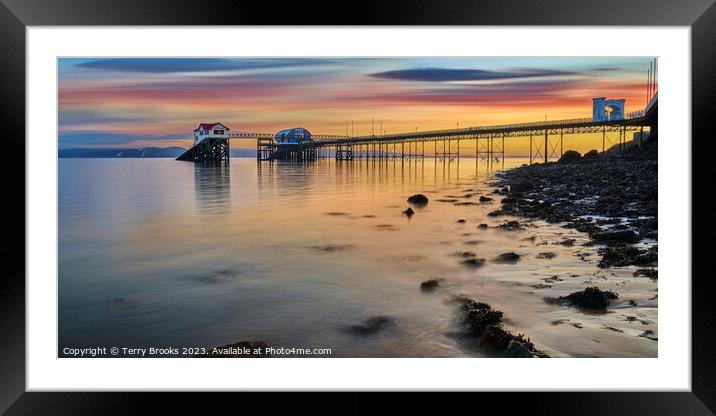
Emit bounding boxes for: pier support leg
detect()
[640,126,644,147]
[487,136,491,166]
[602,126,606,153]
[529,132,533,164]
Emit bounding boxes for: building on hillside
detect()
[592,97,625,122]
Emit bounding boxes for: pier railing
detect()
[313,110,649,145]
[233,108,649,146]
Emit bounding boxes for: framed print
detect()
[2,0,714,413]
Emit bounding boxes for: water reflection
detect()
[194,163,231,214]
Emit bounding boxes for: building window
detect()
[213,129,224,135]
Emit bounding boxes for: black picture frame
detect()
[1,0,712,414]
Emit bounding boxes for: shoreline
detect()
[489,138,658,271]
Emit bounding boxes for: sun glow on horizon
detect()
[58,57,656,154]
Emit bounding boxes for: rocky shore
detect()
[491,137,658,269]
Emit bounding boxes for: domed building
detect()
[274,127,312,145]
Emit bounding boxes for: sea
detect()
[58,157,657,357]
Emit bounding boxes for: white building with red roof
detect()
[193,122,230,144]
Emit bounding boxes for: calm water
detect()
[59,158,657,357]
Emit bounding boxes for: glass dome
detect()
[274,127,312,144]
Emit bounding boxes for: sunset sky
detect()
[58,57,655,153]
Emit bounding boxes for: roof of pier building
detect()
[275,127,313,143]
[194,122,230,132]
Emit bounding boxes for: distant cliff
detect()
[59,147,258,158]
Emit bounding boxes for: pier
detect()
[178,95,657,165]
[255,96,655,164]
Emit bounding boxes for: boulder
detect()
[450,296,548,358]
[479,196,493,202]
[493,252,521,263]
[558,238,576,246]
[420,279,440,291]
[591,229,639,245]
[403,207,415,217]
[546,286,618,312]
[598,246,657,268]
[505,339,538,358]
[510,181,534,193]
[498,220,523,231]
[461,258,486,268]
[407,194,429,205]
[583,149,599,158]
[557,150,581,164]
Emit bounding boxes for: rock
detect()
[557,150,581,164]
[583,149,599,158]
[407,194,429,205]
[487,209,506,217]
[493,252,521,263]
[633,268,658,279]
[461,258,486,268]
[420,279,440,291]
[450,296,548,357]
[498,220,524,231]
[505,339,538,358]
[510,181,534,194]
[489,142,657,248]
[479,196,493,202]
[462,301,504,332]
[456,219,466,223]
[639,330,658,341]
[452,251,476,258]
[344,316,394,336]
[477,223,489,229]
[546,286,619,312]
[536,252,557,259]
[591,229,639,245]
[403,207,415,217]
[564,218,600,234]
[598,246,657,268]
[558,238,576,247]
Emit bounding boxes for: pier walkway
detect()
[178,96,656,164]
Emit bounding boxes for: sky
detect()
[58,57,656,153]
